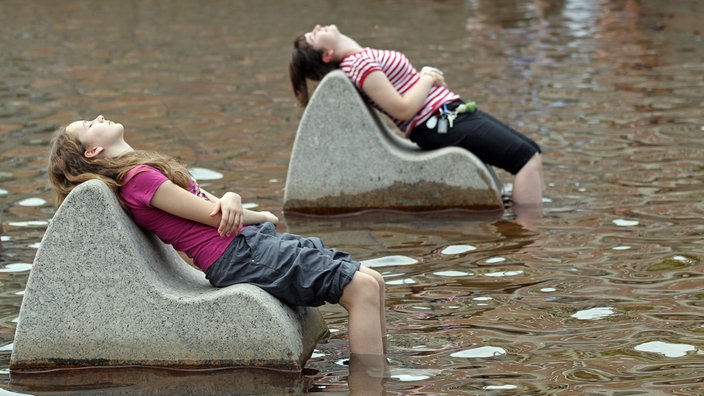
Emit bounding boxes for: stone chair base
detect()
[10,180,327,371]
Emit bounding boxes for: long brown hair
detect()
[48,126,192,207]
[289,34,341,107]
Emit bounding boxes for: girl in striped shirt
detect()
[289,24,544,209]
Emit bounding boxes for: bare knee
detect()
[340,272,381,310]
[520,153,542,174]
[360,266,385,290]
[513,153,544,206]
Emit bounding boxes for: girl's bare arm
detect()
[361,70,444,121]
[150,180,278,237]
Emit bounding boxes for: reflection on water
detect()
[8,366,311,395]
[1,0,703,394]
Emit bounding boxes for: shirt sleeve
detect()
[344,50,382,89]
[121,165,169,208]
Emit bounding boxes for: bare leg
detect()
[348,353,389,393]
[359,266,386,337]
[512,153,544,206]
[339,271,384,355]
[512,153,544,229]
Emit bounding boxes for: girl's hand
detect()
[210,192,244,237]
[433,72,446,87]
[260,211,280,225]
[424,71,445,87]
[420,66,445,87]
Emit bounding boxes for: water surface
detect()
[1,0,702,394]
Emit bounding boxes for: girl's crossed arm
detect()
[150,180,278,237]
[362,70,444,121]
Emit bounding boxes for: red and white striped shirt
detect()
[340,48,460,136]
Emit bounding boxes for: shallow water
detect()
[1,0,703,394]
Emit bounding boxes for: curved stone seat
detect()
[10,180,327,371]
[283,70,503,215]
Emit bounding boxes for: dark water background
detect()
[1,0,703,394]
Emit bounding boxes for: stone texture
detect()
[10,180,327,371]
[283,70,503,215]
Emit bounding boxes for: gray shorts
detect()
[205,222,360,306]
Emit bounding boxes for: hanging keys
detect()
[434,102,477,133]
[447,111,457,129]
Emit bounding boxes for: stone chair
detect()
[10,179,327,371]
[283,70,504,215]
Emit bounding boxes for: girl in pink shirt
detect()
[289,24,545,210]
[48,115,387,358]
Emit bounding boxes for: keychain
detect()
[437,103,449,133]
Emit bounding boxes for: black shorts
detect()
[410,101,541,175]
[205,222,360,307]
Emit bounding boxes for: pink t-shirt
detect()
[120,165,236,271]
[340,48,460,136]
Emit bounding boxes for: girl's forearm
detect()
[242,208,268,225]
[363,72,436,121]
[399,74,436,119]
[200,188,275,226]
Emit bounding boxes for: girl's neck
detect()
[105,141,134,158]
[335,35,364,60]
